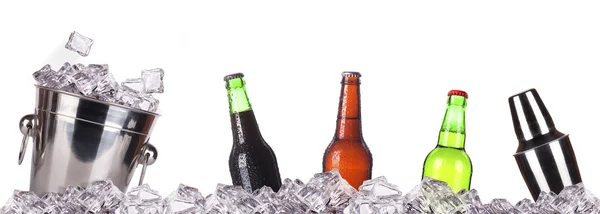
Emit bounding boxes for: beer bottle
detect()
[323,71,373,189]
[422,90,473,193]
[224,73,282,192]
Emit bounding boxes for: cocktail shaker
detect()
[509,88,582,201]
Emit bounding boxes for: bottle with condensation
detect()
[323,71,373,189]
[224,73,282,192]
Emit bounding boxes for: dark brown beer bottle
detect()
[224,73,282,192]
[323,71,373,189]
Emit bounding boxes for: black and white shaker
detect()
[509,88,583,201]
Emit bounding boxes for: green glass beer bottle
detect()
[224,73,282,192]
[422,90,473,193]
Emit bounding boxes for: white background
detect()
[1,0,599,205]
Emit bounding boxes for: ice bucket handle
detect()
[137,143,158,186]
[18,114,37,165]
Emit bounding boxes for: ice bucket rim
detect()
[34,84,161,117]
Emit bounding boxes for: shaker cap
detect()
[508,88,557,142]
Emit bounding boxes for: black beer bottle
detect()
[224,73,282,192]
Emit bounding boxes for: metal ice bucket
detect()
[17,85,160,196]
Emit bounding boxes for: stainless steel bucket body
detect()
[18,85,160,196]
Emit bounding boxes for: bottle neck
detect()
[227,78,252,114]
[226,78,261,144]
[437,95,467,149]
[334,76,363,141]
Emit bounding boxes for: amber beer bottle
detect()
[224,73,282,192]
[323,71,373,189]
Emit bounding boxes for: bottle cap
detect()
[448,90,468,99]
[342,71,361,77]
[508,88,556,142]
[224,73,244,81]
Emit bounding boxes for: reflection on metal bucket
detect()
[18,85,160,196]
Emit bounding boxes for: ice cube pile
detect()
[2,171,599,214]
[32,63,164,112]
[29,31,164,112]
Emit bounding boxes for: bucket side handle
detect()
[137,143,158,186]
[18,114,38,165]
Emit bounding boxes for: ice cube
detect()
[118,89,143,108]
[401,177,465,213]
[68,72,96,96]
[60,84,79,94]
[236,196,263,213]
[62,185,84,202]
[56,62,73,75]
[359,176,401,200]
[138,94,160,112]
[277,178,304,200]
[464,189,483,213]
[74,180,124,213]
[536,191,558,212]
[372,202,403,214]
[482,198,521,213]
[215,184,248,200]
[311,170,357,209]
[208,184,251,213]
[103,185,125,212]
[72,63,87,72]
[76,184,109,212]
[203,193,232,213]
[122,184,164,214]
[345,197,377,214]
[32,64,53,84]
[41,193,61,205]
[127,184,162,203]
[94,72,119,98]
[53,62,76,89]
[85,64,109,80]
[141,68,164,93]
[65,31,94,57]
[41,192,64,214]
[164,184,205,214]
[0,190,50,213]
[515,198,535,212]
[252,186,278,213]
[295,185,328,213]
[121,78,145,93]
